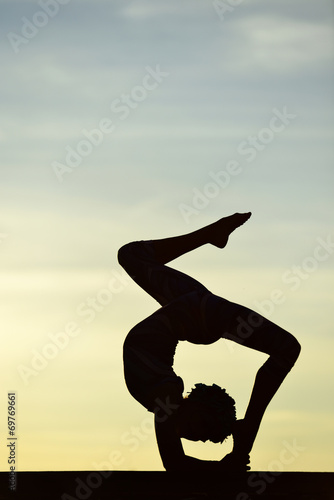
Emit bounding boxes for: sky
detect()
[0,0,334,475]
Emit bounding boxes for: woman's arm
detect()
[153,382,250,471]
[155,409,250,471]
[155,413,223,471]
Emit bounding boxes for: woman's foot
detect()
[207,212,252,248]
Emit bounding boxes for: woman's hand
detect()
[219,451,250,472]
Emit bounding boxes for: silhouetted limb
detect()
[152,212,252,264]
[232,340,301,456]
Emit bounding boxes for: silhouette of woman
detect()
[118,213,301,471]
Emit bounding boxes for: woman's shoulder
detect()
[149,377,184,416]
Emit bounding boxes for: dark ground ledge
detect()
[0,471,333,500]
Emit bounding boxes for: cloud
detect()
[231,15,334,74]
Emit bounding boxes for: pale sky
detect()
[1,0,334,473]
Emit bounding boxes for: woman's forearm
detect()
[167,454,249,472]
[165,454,221,472]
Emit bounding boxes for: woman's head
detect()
[178,383,236,443]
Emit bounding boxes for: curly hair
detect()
[187,383,236,443]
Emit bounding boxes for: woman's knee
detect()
[289,335,301,364]
[276,333,301,373]
[117,243,133,269]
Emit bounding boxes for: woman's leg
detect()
[118,212,251,306]
[207,298,301,455]
[118,240,208,307]
[152,212,252,264]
